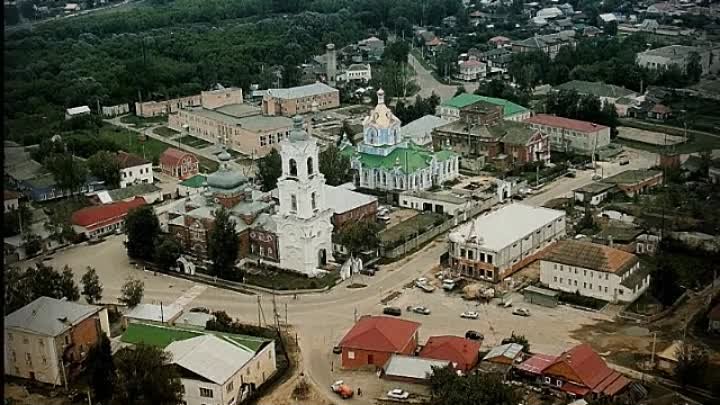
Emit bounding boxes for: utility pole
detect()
[285,302,288,329]
[354,307,358,323]
[257,296,262,327]
[650,332,657,365]
[160,301,164,323]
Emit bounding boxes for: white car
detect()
[460,311,479,319]
[387,389,410,400]
[512,307,531,317]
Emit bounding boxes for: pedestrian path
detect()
[172,284,208,309]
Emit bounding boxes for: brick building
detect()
[338,316,420,369]
[159,148,200,180]
[262,82,340,117]
[524,114,611,155]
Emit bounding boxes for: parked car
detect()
[460,311,479,319]
[415,278,435,293]
[512,307,531,317]
[331,380,354,399]
[333,345,342,354]
[189,307,210,313]
[383,306,402,316]
[407,305,431,315]
[619,157,630,165]
[592,174,602,180]
[565,171,576,178]
[465,330,484,340]
[387,389,410,400]
[359,268,375,276]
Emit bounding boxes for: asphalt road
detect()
[408,52,478,102]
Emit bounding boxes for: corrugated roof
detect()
[324,184,377,214]
[160,148,198,168]
[517,353,558,374]
[545,343,628,395]
[525,114,608,133]
[339,315,420,352]
[419,335,481,370]
[5,297,102,336]
[602,169,662,185]
[383,354,450,380]
[166,334,255,384]
[401,115,452,145]
[71,197,146,230]
[542,240,639,274]
[483,343,523,362]
[441,93,529,118]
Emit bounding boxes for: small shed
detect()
[656,340,682,372]
[382,354,451,384]
[523,285,559,308]
[122,303,183,328]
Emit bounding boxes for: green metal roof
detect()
[180,174,207,188]
[343,143,456,174]
[441,93,529,118]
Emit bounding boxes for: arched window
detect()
[291,195,297,212]
[311,192,317,210]
[307,157,314,176]
[289,159,298,177]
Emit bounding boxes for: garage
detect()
[523,286,559,308]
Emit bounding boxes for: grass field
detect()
[178,135,212,149]
[100,124,218,172]
[152,126,180,138]
[121,322,268,352]
[380,212,444,244]
[616,119,720,154]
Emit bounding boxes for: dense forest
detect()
[4,0,463,144]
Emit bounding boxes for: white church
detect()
[273,116,335,277]
[342,89,460,191]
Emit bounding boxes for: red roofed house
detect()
[456,58,487,81]
[515,353,558,380]
[541,344,630,399]
[117,151,153,189]
[419,335,481,373]
[160,148,200,180]
[338,315,420,369]
[71,197,146,239]
[489,36,512,48]
[647,104,671,121]
[524,114,611,156]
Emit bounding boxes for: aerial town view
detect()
[4,0,720,404]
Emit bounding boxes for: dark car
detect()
[359,268,376,276]
[383,306,402,316]
[465,330,484,340]
[565,171,576,178]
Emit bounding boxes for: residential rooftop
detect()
[400,189,467,205]
[525,114,608,133]
[186,106,293,131]
[441,93,529,118]
[602,169,662,185]
[638,45,702,60]
[541,240,639,274]
[5,297,103,337]
[383,354,450,380]
[107,183,161,201]
[124,303,184,324]
[166,334,255,385]
[400,115,453,144]
[574,182,616,194]
[554,80,636,98]
[450,204,564,252]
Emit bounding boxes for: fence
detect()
[380,196,498,259]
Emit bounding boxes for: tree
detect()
[651,259,683,307]
[4,203,32,237]
[383,40,410,65]
[257,148,282,192]
[434,46,459,81]
[4,263,81,314]
[45,153,89,198]
[23,232,43,257]
[674,342,708,386]
[319,144,352,186]
[112,344,183,405]
[454,85,467,97]
[501,333,530,353]
[337,220,382,255]
[87,334,115,402]
[154,236,182,270]
[395,16,412,38]
[686,52,702,84]
[125,206,160,261]
[429,364,520,405]
[208,207,240,280]
[88,151,121,189]
[378,26,389,43]
[119,277,144,308]
[5,5,20,25]
[81,267,103,304]
[340,120,356,145]
[19,1,35,20]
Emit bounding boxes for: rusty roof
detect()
[542,240,638,274]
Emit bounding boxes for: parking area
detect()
[382,285,610,356]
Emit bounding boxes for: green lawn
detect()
[119,115,167,128]
[100,124,218,172]
[243,269,340,290]
[121,322,268,352]
[380,212,445,244]
[152,126,180,138]
[178,135,213,149]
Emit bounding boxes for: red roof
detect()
[419,335,481,371]
[651,104,671,114]
[426,37,444,46]
[525,114,608,133]
[160,147,198,167]
[71,197,146,231]
[709,303,720,321]
[339,316,420,353]
[516,353,557,375]
[116,151,150,169]
[563,383,591,396]
[489,36,511,43]
[544,344,629,396]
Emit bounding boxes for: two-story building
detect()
[437,93,531,122]
[448,204,566,283]
[637,45,719,76]
[455,59,487,81]
[511,31,576,60]
[4,297,111,385]
[540,240,651,303]
[117,151,153,188]
[262,82,340,117]
[524,114,611,155]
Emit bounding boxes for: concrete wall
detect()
[399,194,465,216]
[4,331,60,385]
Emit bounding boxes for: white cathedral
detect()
[341,89,460,191]
[273,115,335,277]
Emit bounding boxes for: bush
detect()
[559,291,607,309]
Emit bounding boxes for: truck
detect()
[331,380,354,399]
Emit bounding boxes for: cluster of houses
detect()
[4,296,278,405]
[336,314,644,403]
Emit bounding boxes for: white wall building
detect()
[448,204,566,282]
[65,105,91,120]
[117,151,153,189]
[455,59,487,81]
[166,334,276,405]
[399,190,468,216]
[636,45,719,76]
[273,116,334,277]
[337,64,372,82]
[524,114,611,155]
[540,240,651,303]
